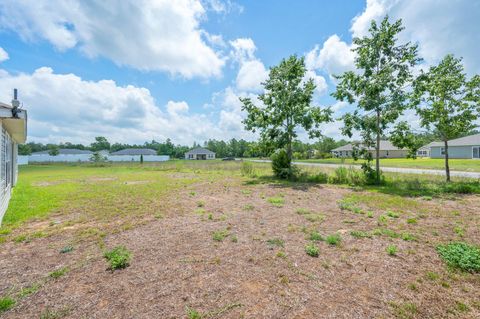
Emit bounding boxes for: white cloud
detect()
[0,0,225,78]
[0,47,9,62]
[304,70,328,96]
[350,0,392,38]
[305,35,356,79]
[0,67,249,145]
[166,101,189,115]
[230,38,268,92]
[203,0,243,14]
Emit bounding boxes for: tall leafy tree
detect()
[90,136,111,151]
[240,55,332,165]
[412,54,480,181]
[332,17,420,184]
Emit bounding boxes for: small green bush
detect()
[305,243,319,257]
[267,197,284,207]
[59,245,74,254]
[328,167,349,184]
[212,230,229,242]
[386,245,398,256]
[271,149,293,179]
[104,246,131,270]
[350,230,371,238]
[0,297,15,312]
[309,231,323,241]
[326,233,341,246]
[436,242,480,272]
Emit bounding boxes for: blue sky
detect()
[0,0,478,145]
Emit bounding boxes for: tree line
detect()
[18,136,350,159]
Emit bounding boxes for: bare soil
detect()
[1,177,479,318]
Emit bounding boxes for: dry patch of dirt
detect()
[1,179,479,318]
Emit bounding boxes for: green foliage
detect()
[412,54,480,181]
[386,245,398,256]
[309,231,323,241]
[305,243,320,257]
[48,145,59,156]
[59,245,74,254]
[186,307,203,319]
[48,267,69,279]
[350,230,372,238]
[90,151,107,163]
[0,297,15,312]
[436,242,480,272]
[212,230,229,242]
[333,17,420,184]
[271,149,296,179]
[267,196,285,207]
[90,136,111,152]
[240,161,255,177]
[104,246,131,270]
[326,233,342,246]
[240,55,332,165]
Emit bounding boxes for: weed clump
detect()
[104,246,131,270]
[386,245,398,256]
[436,242,480,273]
[0,297,15,312]
[305,243,319,257]
[326,233,341,246]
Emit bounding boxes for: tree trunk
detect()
[287,137,292,167]
[375,110,381,184]
[444,140,450,182]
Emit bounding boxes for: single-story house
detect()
[416,142,435,157]
[110,148,157,156]
[331,140,408,158]
[185,148,215,160]
[0,90,27,224]
[31,148,92,155]
[428,133,480,159]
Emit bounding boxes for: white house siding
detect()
[107,155,169,162]
[0,122,15,225]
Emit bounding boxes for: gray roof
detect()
[332,140,404,152]
[31,148,93,155]
[428,133,480,147]
[418,142,438,150]
[185,147,215,155]
[110,148,157,155]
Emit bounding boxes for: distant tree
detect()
[411,54,480,181]
[333,16,421,184]
[240,55,332,174]
[90,151,107,163]
[90,136,111,151]
[48,145,59,156]
[18,144,32,155]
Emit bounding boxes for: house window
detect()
[189,154,193,159]
[440,147,445,155]
[386,151,389,156]
[473,147,480,159]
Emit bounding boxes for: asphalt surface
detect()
[248,159,480,179]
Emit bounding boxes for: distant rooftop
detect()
[185,147,215,155]
[428,133,480,147]
[31,148,93,155]
[110,148,157,155]
[331,140,404,152]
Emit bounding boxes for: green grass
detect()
[326,233,342,246]
[436,242,480,272]
[48,266,69,279]
[305,243,320,257]
[297,157,480,172]
[0,297,15,312]
[212,229,229,242]
[267,196,285,207]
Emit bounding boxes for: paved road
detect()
[248,159,480,179]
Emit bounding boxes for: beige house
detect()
[331,141,407,158]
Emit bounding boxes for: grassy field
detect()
[0,161,479,318]
[297,157,480,172]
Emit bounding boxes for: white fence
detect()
[27,154,169,163]
[18,155,29,165]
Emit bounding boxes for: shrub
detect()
[305,243,319,257]
[309,231,323,241]
[386,245,398,256]
[240,161,255,177]
[350,230,372,238]
[326,233,341,246]
[0,297,15,312]
[212,230,229,242]
[271,149,292,179]
[328,167,349,184]
[186,307,202,319]
[436,242,480,272]
[104,246,131,270]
